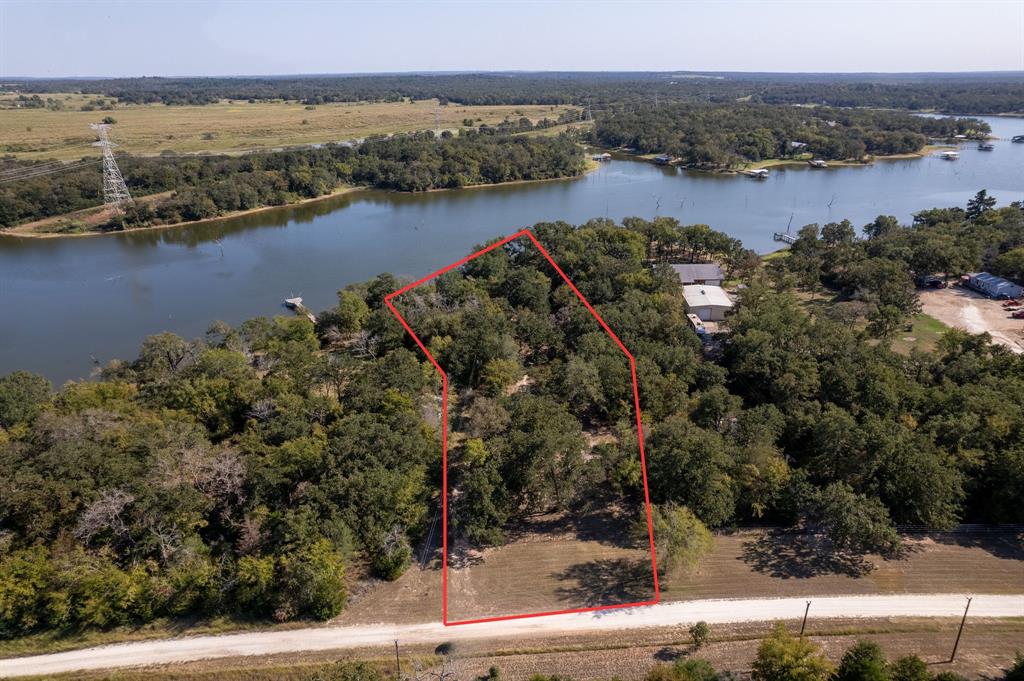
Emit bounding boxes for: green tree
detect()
[644,503,714,575]
[689,621,711,649]
[966,189,997,220]
[835,640,890,681]
[1004,652,1024,681]
[0,371,50,428]
[889,656,930,681]
[751,623,834,681]
[811,483,902,556]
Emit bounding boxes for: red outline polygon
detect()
[384,228,660,626]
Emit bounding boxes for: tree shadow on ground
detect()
[500,505,640,550]
[929,531,1024,561]
[554,557,655,607]
[740,532,874,578]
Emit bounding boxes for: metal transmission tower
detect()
[90,123,133,212]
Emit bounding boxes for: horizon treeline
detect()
[4,72,1023,112]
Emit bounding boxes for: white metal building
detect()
[683,285,734,321]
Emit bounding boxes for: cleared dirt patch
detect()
[920,286,1024,353]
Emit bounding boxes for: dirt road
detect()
[920,287,1024,353]
[2,594,1021,678]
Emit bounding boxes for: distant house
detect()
[964,272,1023,299]
[671,263,725,286]
[683,285,734,321]
[789,141,808,150]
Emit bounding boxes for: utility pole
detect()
[90,123,133,213]
[799,600,811,637]
[950,597,972,662]
[395,640,402,679]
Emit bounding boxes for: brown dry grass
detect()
[0,95,579,160]
[338,530,1024,628]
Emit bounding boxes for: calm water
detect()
[2,116,1022,384]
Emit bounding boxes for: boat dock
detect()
[284,296,317,323]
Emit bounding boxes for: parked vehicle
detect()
[916,275,948,289]
[1012,310,1024,319]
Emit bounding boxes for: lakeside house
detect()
[683,284,734,321]
[671,263,726,286]
[591,152,612,162]
[964,272,1024,300]
[789,141,808,150]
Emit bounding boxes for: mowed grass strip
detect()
[0,95,581,160]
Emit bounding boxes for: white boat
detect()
[939,150,960,161]
[284,296,303,308]
[744,168,769,179]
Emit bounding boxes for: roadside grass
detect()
[24,619,1024,680]
[0,616,294,659]
[0,96,580,160]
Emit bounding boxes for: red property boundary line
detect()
[384,228,660,626]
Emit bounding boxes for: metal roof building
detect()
[683,284,734,321]
[966,272,1023,299]
[671,263,725,286]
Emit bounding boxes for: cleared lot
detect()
[341,531,1024,626]
[920,286,1024,353]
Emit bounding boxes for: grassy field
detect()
[892,312,949,354]
[0,95,580,160]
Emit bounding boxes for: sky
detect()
[1,0,1022,78]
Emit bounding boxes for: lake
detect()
[1,115,1022,384]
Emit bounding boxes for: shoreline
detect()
[601,143,956,175]
[1,163,598,240]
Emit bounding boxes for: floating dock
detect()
[284,296,317,323]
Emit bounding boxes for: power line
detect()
[90,123,133,212]
[0,159,101,185]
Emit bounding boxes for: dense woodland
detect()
[592,105,989,167]
[0,131,585,228]
[5,71,1023,112]
[2,196,1023,638]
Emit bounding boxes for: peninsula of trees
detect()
[592,104,989,168]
